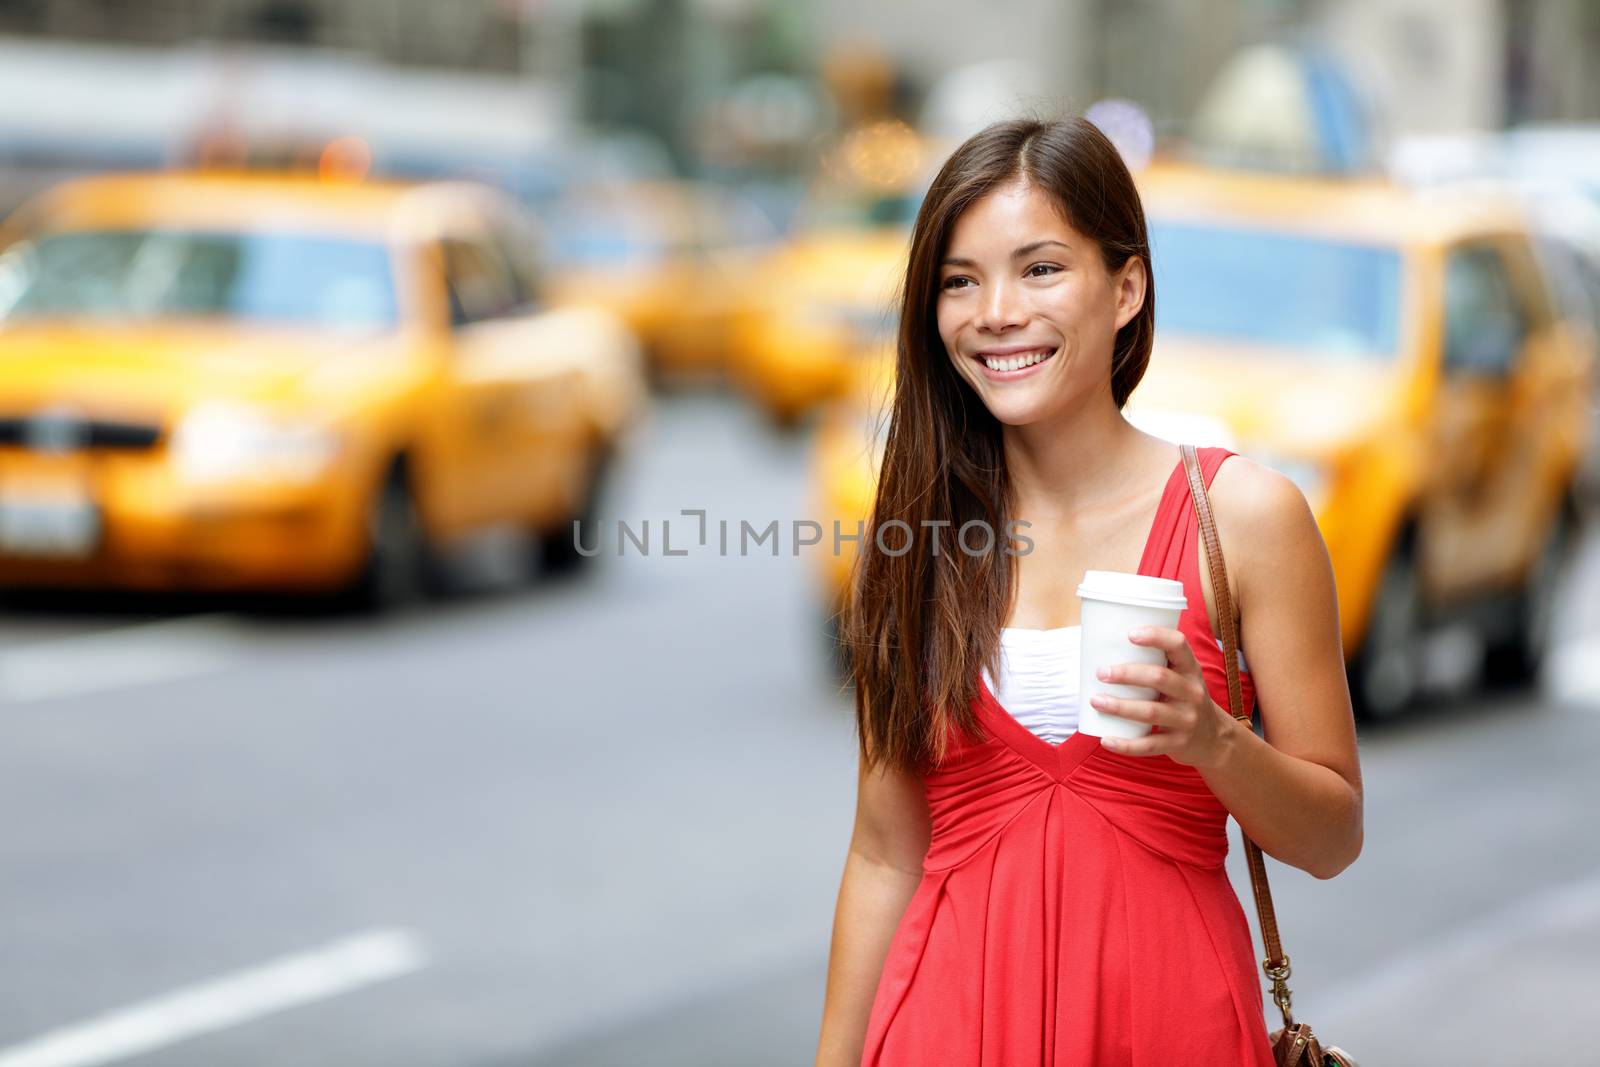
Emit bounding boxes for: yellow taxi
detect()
[543,179,778,385]
[727,119,925,428]
[812,162,1595,716]
[0,170,648,608]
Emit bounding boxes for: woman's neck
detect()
[1003,400,1158,520]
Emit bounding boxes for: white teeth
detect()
[983,349,1052,372]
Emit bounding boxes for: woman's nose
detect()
[974,279,1025,333]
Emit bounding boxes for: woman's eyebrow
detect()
[940,239,1072,268]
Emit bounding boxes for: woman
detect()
[813,116,1364,1065]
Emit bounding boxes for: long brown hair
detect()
[842,115,1157,776]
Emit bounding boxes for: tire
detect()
[1350,540,1426,721]
[535,443,614,576]
[339,466,438,613]
[1481,501,1578,687]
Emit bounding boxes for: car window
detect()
[1579,254,1600,338]
[495,232,541,309]
[441,231,519,327]
[1496,234,1559,332]
[484,209,544,311]
[1530,235,1600,335]
[1443,244,1528,377]
[1148,220,1404,360]
[0,229,397,329]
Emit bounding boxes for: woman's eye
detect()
[941,276,972,291]
[1026,263,1061,278]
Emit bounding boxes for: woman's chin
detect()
[983,395,1058,428]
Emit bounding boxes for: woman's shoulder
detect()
[1207,451,1305,522]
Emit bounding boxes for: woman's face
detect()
[936,177,1144,426]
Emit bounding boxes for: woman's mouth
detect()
[972,346,1058,379]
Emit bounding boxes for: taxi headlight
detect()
[172,403,343,483]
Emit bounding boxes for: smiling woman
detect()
[814,116,1362,1067]
[925,146,1152,433]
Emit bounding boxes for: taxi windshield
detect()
[0,229,399,329]
[1149,220,1404,360]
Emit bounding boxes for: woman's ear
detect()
[1112,256,1147,332]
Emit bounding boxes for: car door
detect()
[439,205,588,529]
[1424,237,1546,600]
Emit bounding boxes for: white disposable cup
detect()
[1076,570,1188,739]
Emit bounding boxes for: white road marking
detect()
[0,614,247,704]
[1311,868,1600,1025]
[1544,630,1600,710]
[0,929,427,1067]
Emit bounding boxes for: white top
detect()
[980,626,1082,745]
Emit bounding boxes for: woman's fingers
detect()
[1098,732,1178,757]
[1088,692,1161,721]
[1127,625,1200,670]
[1095,661,1203,704]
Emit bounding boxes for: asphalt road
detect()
[2,388,1598,1066]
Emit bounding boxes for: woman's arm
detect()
[1205,459,1364,879]
[814,749,931,1067]
[1090,459,1364,880]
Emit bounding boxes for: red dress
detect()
[859,446,1275,1066]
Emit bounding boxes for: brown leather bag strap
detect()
[1180,443,1297,1028]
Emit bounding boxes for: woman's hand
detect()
[1087,625,1239,769]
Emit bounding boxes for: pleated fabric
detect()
[859,445,1274,1066]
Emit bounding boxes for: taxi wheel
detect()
[1482,501,1578,687]
[342,469,439,612]
[1350,542,1425,721]
[535,443,614,576]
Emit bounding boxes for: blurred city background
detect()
[0,0,1598,1064]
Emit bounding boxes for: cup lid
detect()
[1076,570,1188,610]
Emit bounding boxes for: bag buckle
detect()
[1262,954,1294,1026]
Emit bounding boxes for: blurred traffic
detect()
[2,4,1599,1065]
[0,169,644,607]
